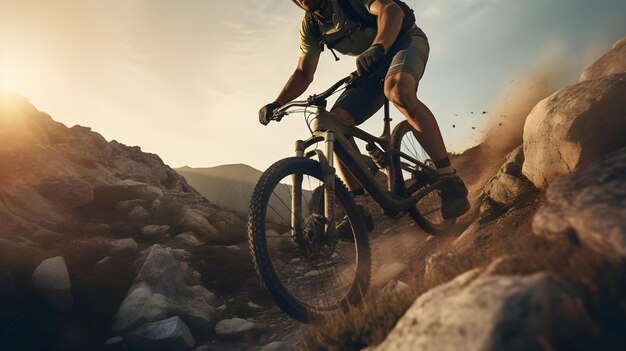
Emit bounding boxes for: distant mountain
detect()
[175,164,263,214]
[176,164,318,227]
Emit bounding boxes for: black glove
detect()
[356,43,385,76]
[259,101,281,126]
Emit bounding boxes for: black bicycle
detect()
[248,72,455,322]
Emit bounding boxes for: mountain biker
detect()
[259,0,470,224]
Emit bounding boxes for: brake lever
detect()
[272,110,287,122]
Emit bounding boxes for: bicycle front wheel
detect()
[391,120,456,235]
[248,157,371,323]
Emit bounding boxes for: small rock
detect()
[381,280,410,295]
[180,209,218,242]
[129,205,151,221]
[247,301,261,309]
[175,232,202,246]
[216,305,227,313]
[109,238,138,256]
[214,318,264,339]
[141,225,170,237]
[192,285,215,306]
[125,316,196,351]
[31,256,73,311]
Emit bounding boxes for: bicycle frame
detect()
[281,73,445,239]
[293,104,442,225]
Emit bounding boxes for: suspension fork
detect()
[291,141,305,241]
[291,133,337,239]
[323,131,336,235]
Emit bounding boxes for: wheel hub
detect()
[301,213,336,257]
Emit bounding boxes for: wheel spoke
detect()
[392,121,454,234]
[252,159,369,317]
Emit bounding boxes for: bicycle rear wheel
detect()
[248,157,371,323]
[391,120,456,235]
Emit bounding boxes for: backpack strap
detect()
[306,11,341,61]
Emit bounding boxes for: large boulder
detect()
[112,245,217,337]
[522,73,626,189]
[533,147,626,262]
[35,177,94,209]
[579,36,626,82]
[31,256,73,311]
[0,185,65,229]
[374,271,595,351]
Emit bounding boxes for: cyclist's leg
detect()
[383,34,448,164]
[328,108,361,192]
[330,70,387,192]
[385,73,448,163]
[384,32,469,218]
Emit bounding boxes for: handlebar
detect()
[272,71,362,121]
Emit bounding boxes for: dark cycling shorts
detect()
[331,26,430,125]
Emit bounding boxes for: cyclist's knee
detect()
[331,108,357,126]
[384,73,417,108]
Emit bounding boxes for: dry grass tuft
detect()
[300,288,417,351]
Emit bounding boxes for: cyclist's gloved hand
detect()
[259,101,281,126]
[356,43,385,76]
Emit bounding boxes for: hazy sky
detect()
[1,0,625,171]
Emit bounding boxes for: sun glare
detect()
[0,75,18,92]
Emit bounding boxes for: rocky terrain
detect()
[360,35,626,351]
[0,95,295,350]
[0,35,624,351]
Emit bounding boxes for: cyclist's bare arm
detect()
[274,54,320,106]
[369,0,404,52]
